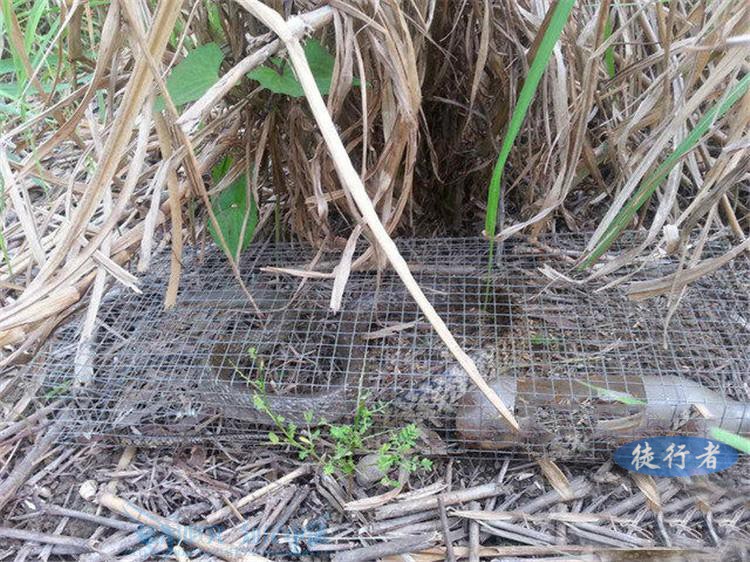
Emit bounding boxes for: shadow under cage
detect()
[20,235,750,461]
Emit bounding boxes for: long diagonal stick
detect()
[234,0,519,432]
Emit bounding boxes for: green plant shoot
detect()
[484,0,575,247]
[581,73,750,269]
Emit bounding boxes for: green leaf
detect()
[380,476,400,488]
[377,453,396,473]
[24,0,48,53]
[1,0,27,85]
[0,226,12,275]
[530,333,559,347]
[577,380,646,406]
[603,16,616,79]
[208,157,258,257]
[0,58,18,75]
[247,38,358,98]
[581,72,750,269]
[155,42,224,112]
[252,393,266,411]
[484,0,574,248]
[0,82,21,101]
[709,427,750,454]
[205,0,224,38]
[45,379,72,400]
[268,432,280,444]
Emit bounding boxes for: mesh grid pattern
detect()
[20,235,750,459]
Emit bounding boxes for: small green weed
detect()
[248,373,432,486]
[530,333,559,347]
[44,378,72,400]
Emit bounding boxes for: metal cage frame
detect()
[16,234,750,460]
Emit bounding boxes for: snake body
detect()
[110,275,750,454]
[112,277,508,446]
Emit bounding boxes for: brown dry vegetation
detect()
[0,0,749,362]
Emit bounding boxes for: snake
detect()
[107,275,510,447]
[104,273,750,453]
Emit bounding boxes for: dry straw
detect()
[1,0,748,375]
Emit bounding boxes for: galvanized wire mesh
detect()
[17,234,750,459]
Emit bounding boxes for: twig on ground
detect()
[96,490,271,562]
[233,0,520,433]
[0,400,63,442]
[0,526,92,551]
[173,545,190,562]
[437,495,456,562]
[38,502,139,532]
[0,414,66,512]
[204,464,311,525]
[77,501,209,562]
[468,501,480,562]
[374,482,504,520]
[331,534,439,562]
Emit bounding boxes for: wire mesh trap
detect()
[18,234,750,460]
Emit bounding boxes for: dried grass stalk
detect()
[235,0,519,431]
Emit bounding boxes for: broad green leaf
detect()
[0,79,72,101]
[208,157,257,257]
[0,58,17,74]
[578,380,646,406]
[581,72,750,269]
[247,38,358,98]
[0,82,21,101]
[709,427,750,454]
[484,0,574,252]
[210,154,232,183]
[154,42,224,112]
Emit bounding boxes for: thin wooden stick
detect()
[468,501,480,562]
[233,0,519,432]
[97,491,272,562]
[0,527,91,550]
[332,534,438,562]
[437,495,456,562]
[204,464,311,525]
[40,502,138,531]
[374,482,505,520]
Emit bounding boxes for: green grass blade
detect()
[0,0,28,83]
[577,380,646,406]
[0,226,11,275]
[23,0,48,52]
[484,0,574,242]
[580,72,750,269]
[604,15,616,78]
[709,427,750,454]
